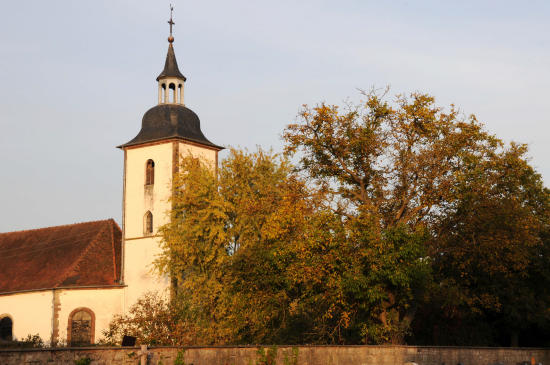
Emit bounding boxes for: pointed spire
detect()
[156,44,186,81]
[156,5,186,82]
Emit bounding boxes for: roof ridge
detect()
[53,220,114,288]
[0,218,116,235]
[109,219,117,282]
[112,219,122,232]
[111,219,123,283]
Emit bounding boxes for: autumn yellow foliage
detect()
[120,88,550,346]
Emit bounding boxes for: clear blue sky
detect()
[1,0,549,232]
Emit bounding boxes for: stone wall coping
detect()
[0,345,549,353]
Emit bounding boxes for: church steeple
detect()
[117,6,222,150]
[156,7,186,105]
[118,6,223,310]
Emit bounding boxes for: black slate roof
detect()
[117,104,224,149]
[157,44,186,81]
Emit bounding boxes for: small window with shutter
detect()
[146,160,155,185]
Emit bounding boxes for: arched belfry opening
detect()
[169,83,176,103]
[158,83,167,104]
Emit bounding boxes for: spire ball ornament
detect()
[167,5,175,43]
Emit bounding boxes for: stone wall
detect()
[1,345,549,365]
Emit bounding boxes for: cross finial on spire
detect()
[167,5,175,43]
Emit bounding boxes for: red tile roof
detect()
[0,219,123,294]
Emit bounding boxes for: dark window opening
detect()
[146,160,155,185]
[169,83,176,103]
[146,212,153,233]
[0,317,12,341]
[71,311,92,346]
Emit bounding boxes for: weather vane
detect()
[167,5,175,43]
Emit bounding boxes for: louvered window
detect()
[146,160,155,185]
[146,212,153,233]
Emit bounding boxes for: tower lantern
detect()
[157,6,187,105]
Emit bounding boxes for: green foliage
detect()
[283,347,299,365]
[21,334,44,348]
[283,88,550,343]
[174,349,186,365]
[256,345,278,365]
[74,358,91,365]
[0,333,45,348]
[100,292,206,346]
[156,147,306,344]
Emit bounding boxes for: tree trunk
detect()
[399,289,423,336]
[400,300,419,332]
[170,276,178,298]
[510,331,519,347]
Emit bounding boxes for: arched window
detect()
[68,308,95,346]
[146,159,155,185]
[145,211,153,234]
[0,316,13,341]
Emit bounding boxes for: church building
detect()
[0,17,223,346]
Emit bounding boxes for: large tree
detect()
[282,88,550,343]
[156,147,307,344]
[148,89,550,346]
[155,147,430,345]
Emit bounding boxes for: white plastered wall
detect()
[124,236,170,307]
[0,291,52,341]
[56,288,124,343]
[0,288,125,345]
[123,141,217,310]
[124,143,173,308]
[179,142,217,162]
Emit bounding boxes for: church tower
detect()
[117,12,223,308]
